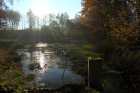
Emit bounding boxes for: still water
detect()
[17,43,84,89]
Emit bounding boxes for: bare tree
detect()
[27,10,35,31]
[6,10,20,29]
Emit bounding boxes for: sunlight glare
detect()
[36,43,48,48]
[39,53,46,68]
[30,0,50,17]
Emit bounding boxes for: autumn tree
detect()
[81,0,139,48]
[0,0,17,29]
[81,0,140,93]
[81,0,108,53]
[0,0,7,29]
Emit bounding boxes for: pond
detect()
[17,43,84,89]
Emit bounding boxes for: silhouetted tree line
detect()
[0,0,20,30]
[0,12,93,44]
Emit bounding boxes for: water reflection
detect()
[36,43,48,48]
[19,43,83,89]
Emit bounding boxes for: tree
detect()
[0,0,17,29]
[0,9,7,29]
[81,0,107,53]
[27,10,35,31]
[81,0,140,93]
[7,10,20,29]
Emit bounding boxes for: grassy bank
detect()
[0,47,35,92]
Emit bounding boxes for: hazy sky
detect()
[9,0,81,29]
[11,0,81,18]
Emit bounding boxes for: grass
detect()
[0,48,34,92]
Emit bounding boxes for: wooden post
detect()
[87,56,92,88]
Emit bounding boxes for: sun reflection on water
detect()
[36,43,48,48]
[39,53,46,68]
[20,43,84,88]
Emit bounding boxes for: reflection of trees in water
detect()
[20,44,84,90]
[28,62,41,70]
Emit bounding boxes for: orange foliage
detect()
[0,9,6,18]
